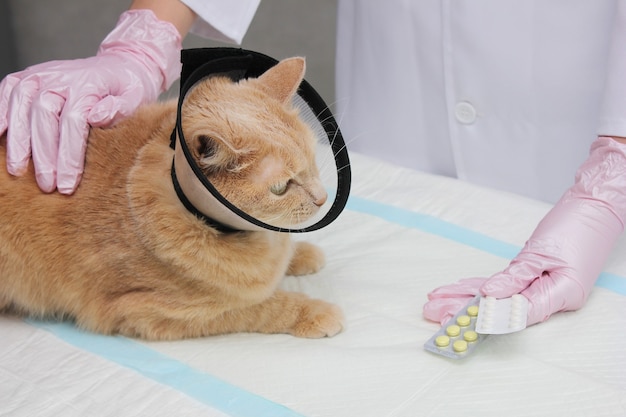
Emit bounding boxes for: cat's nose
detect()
[314,190,327,207]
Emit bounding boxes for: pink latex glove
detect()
[424,136,626,326]
[0,9,182,194]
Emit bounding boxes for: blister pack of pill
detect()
[423,294,529,359]
[423,295,485,359]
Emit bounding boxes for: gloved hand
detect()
[0,9,182,194]
[424,136,626,326]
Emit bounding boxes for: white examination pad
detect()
[2,152,625,417]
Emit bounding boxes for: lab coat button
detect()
[455,102,477,124]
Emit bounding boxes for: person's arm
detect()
[425,135,626,326]
[424,2,626,327]
[130,0,196,36]
[178,0,261,44]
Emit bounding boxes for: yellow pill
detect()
[456,315,471,327]
[453,340,468,353]
[435,335,450,348]
[446,325,461,337]
[467,305,479,317]
[463,330,478,343]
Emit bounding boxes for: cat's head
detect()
[180,57,327,228]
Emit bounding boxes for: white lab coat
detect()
[180,0,261,44]
[336,0,626,203]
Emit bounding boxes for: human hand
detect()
[0,9,181,194]
[424,137,626,326]
[423,278,485,326]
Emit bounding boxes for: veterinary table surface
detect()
[1,152,625,417]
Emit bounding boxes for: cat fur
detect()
[0,57,344,340]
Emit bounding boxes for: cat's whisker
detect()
[312,101,342,127]
[312,107,362,178]
[315,136,357,179]
[263,210,293,227]
[336,163,352,173]
[300,97,350,177]
[295,211,302,226]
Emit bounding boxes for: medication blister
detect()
[424,294,529,359]
[423,295,486,360]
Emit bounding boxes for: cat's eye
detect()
[270,183,288,196]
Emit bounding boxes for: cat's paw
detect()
[287,241,325,276]
[291,299,344,338]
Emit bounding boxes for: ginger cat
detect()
[0,57,344,340]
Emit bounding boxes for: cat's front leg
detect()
[222,289,344,338]
[99,288,344,339]
[286,241,325,276]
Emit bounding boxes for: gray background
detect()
[0,0,337,104]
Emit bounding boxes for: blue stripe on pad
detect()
[29,320,305,417]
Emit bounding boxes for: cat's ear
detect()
[256,57,305,104]
[194,134,246,174]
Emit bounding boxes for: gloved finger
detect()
[87,85,145,127]
[56,93,99,194]
[6,76,40,176]
[424,277,485,326]
[479,271,535,299]
[423,296,475,326]
[480,240,572,298]
[520,272,587,326]
[0,73,23,135]
[427,277,486,300]
[30,90,66,193]
[479,256,547,298]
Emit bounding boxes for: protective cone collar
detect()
[170,48,351,233]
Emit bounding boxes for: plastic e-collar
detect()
[169,48,351,233]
